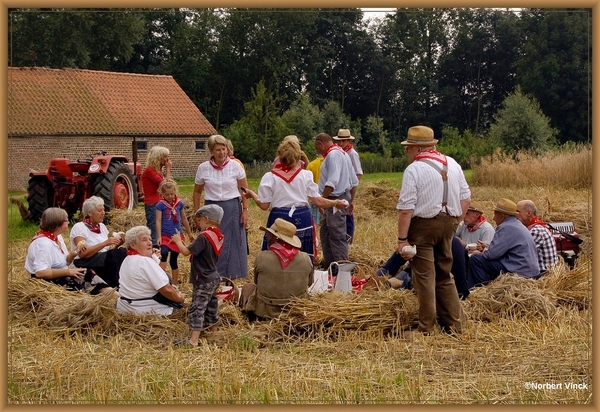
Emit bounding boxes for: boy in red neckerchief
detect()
[171,204,224,347]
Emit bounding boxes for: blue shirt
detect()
[481,216,540,278]
[318,148,359,197]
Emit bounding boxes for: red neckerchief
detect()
[467,214,487,233]
[31,230,64,254]
[269,240,299,269]
[202,227,224,256]
[159,196,181,224]
[528,216,551,232]
[323,144,343,158]
[127,248,141,256]
[209,156,230,170]
[83,217,101,234]
[415,148,448,165]
[271,163,303,184]
[342,143,354,153]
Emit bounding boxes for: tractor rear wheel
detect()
[27,177,53,224]
[93,161,138,213]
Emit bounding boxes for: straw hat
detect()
[283,135,300,144]
[493,198,518,216]
[401,125,438,146]
[333,129,355,140]
[260,218,302,248]
[468,201,484,214]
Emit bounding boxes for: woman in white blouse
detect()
[243,138,348,263]
[70,196,127,288]
[25,207,110,294]
[193,134,250,279]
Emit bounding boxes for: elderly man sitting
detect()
[239,219,313,320]
[467,198,539,289]
[516,200,559,275]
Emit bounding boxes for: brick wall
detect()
[8,136,210,191]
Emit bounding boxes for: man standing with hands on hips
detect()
[396,125,471,335]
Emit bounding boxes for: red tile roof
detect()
[8,67,217,136]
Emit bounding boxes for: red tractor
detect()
[27,151,144,223]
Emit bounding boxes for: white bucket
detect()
[333,262,358,293]
[308,270,329,295]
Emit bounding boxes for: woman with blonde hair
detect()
[141,145,172,248]
[243,138,348,262]
[193,134,250,279]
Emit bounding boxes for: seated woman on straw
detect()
[25,207,111,295]
[116,226,185,315]
[70,196,127,288]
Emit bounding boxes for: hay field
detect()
[7,176,592,404]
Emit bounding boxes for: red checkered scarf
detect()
[31,230,64,254]
[467,214,487,233]
[415,148,448,165]
[341,143,354,152]
[83,217,101,234]
[323,144,344,158]
[209,156,230,170]
[269,240,299,269]
[202,227,224,256]
[528,216,551,232]
[159,196,181,224]
[271,163,302,184]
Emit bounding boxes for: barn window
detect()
[195,141,206,151]
[136,141,148,152]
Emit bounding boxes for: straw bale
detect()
[464,274,559,322]
[266,289,419,340]
[106,208,147,233]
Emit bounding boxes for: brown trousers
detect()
[408,213,466,333]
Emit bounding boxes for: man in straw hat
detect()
[396,125,471,335]
[313,132,359,269]
[455,200,495,250]
[239,218,313,320]
[467,198,539,289]
[334,128,363,244]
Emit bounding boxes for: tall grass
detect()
[472,144,592,189]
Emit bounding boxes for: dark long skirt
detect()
[261,206,316,263]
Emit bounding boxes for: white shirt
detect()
[116,254,173,315]
[346,147,363,176]
[195,159,246,201]
[25,235,69,274]
[455,221,496,245]
[397,156,471,218]
[257,169,321,208]
[69,221,110,259]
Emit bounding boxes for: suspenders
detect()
[419,159,449,214]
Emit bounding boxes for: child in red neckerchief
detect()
[171,204,224,347]
[156,179,194,285]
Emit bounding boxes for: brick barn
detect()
[8,67,217,191]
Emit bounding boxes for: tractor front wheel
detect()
[27,177,54,224]
[93,161,138,213]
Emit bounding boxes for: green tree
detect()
[488,86,557,155]
[225,80,290,163]
[365,115,390,157]
[516,8,591,144]
[9,9,145,70]
[281,93,323,159]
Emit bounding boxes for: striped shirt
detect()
[397,156,471,218]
